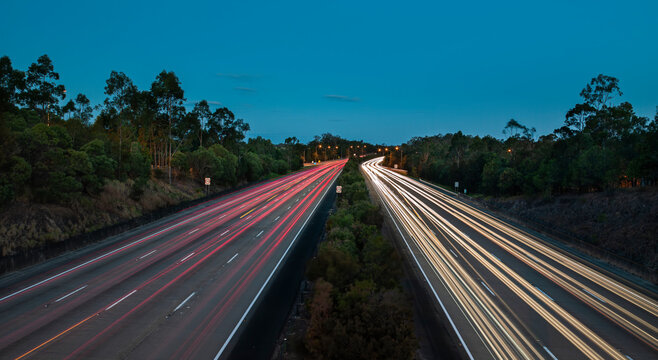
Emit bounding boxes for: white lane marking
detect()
[295,198,299,202]
[188,228,199,235]
[173,292,196,313]
[246,215,252,220]
[256,230,264,237]
[582,288,606,304]
[449,249,458,258]
[180,252,195,263]
[55,285,87,303]
[491,254,500,261]
[535,286,554,301]
[221,230,229,236]
[106,290,137,310]
[543,346,558,360]
[219,215,226,219]
[213,168,342,360]
[0,196,237,302]
[481,282,495,297]
[372,182,475,360]
[139,250,157,259]
[274,216,280,221]
[227,253,239,263]
[240,205,245,208]
[625,355,634,360]
[287,206,291,210]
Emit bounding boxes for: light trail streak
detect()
[4,162,344,359]
[362,157,657,359]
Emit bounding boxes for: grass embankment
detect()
[282,158,417,359]
[0,177,204,257]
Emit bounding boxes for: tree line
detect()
[385,75,657,196]
[0,54,310,206]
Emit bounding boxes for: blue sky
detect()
[2,0,656,144]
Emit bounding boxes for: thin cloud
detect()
[324,94,360,102]
[216,73,257,81]
[234,87,256,93]
[184,100,222,106]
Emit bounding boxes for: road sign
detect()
[454,181,459,188]
[336,185,342,194]
[205,178,211,185]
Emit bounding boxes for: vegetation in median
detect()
[282,158,417,359]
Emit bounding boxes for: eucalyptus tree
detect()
[24,55,66,125]
[104,71,137,163]
[191,100,212,147]
[0,55,26,112]
[151,70,185,184]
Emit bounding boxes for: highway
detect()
[362,157,657,360]
[0,159,345,360]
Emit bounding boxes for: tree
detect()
[73,93,94,124]
[565,103,596,133]
[191,100,211,147]
[24,55,66,125]
[580,74,622,110]
[284,136,299,169]
[0,55,26,112]
[151,70,185,184]
[104,71,137,164]
[449,131,468,169]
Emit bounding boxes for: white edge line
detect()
[188,228,200,235]
[543,346,559,360]
[535,286,554,301]
[180,252,195,263]
[139,250,157,259]
[213,168,341,360]
[256,230,264,237]
[481,282,495,297]
[274,216,280,221]
[173,292,196,313]
[582,288,606,304]
[106,289,137,311]
[55,285,87,303]
[371,171,475,360]
[227,253,239,263]
[221,230,229,236]
[449,249,458,258]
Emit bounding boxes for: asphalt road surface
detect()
[0,159,345,360]
[362,157,657,360]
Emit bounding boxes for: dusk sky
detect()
[2,0,656,144]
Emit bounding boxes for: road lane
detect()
[0,159,345,359]
[362,157,657,360]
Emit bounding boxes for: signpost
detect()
[454,181,459,195]
[336,185,342,194]
[205,177,211,196]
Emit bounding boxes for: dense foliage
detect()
[303,158,416,359]
[0,54,306,206]
[384,75,657,197]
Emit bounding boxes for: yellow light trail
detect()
[362,157,656,359]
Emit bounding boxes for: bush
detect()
[303,159,416,359]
